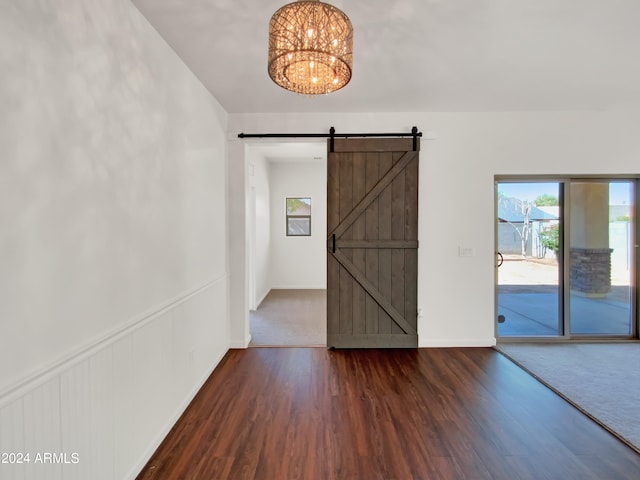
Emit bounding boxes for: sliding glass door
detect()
[496,178,637,340]
[569,181,634,336]
[496,182,562,337]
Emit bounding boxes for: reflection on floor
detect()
[249,289,326,346]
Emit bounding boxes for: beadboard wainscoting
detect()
[0,277,229,480]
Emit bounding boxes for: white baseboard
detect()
[253,287,326,310]
[255,289,270,309]
[230,334,251,349]
[271,285,326,290]
[420,338,497,348]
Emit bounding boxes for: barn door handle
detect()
[332,234,336,253]
[496,252,503,267]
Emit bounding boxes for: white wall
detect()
[245,148,271,308]
[227,141,249,347]
[269,160,327,289]
[0,1,229,478]
[228,111,640,348]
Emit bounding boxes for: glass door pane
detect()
[496,182,562,337]
[569,181,634,335]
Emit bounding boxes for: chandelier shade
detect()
[268,0,353,95]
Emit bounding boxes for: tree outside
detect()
[534,193,559,206]
[539,224,560,255]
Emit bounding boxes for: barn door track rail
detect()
[237,126,422,152]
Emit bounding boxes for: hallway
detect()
[249,289,326,346]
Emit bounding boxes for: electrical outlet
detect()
[458,246,474,257]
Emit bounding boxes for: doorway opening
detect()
[496,178,638,340]
[245,142,327,346]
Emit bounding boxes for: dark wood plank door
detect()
[327,138,419,348]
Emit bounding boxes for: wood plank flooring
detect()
[136,348,640,479]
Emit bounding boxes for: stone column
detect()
[570,183,612,297]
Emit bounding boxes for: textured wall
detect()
[0,0,229,477]
[0,0,228,392]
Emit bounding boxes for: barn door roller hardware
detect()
[237,126,422,152]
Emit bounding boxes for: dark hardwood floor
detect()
[137,348,640,479]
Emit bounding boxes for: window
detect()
[286,197,311,236]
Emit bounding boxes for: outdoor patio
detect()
[497,256,632,336]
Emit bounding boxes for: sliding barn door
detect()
[327,138,419,348]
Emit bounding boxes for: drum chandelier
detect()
[268,0,353,95]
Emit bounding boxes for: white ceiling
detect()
[131,0,640,114]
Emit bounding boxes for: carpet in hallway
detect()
[249,289,326,346]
